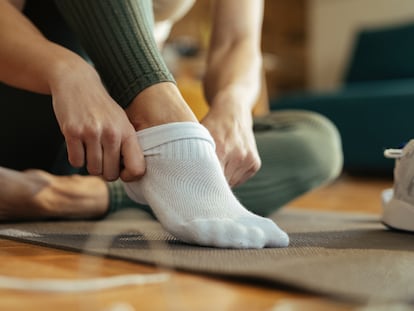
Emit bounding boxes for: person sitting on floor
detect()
[0,0,343,248]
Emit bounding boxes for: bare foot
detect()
[125,82,198,131]
[0,167,109,221]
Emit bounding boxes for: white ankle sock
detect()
[123,122,289,248]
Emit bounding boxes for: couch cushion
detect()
[345,22,414,83]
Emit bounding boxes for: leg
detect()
[109,110,342,217]
[234,110,343,216]
[0,68,107,221]
[54,0,289,248]
[0,1,145,221]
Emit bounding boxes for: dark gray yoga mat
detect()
[0,208,413,303]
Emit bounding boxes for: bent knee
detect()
[296,111,344,185]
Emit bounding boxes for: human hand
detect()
[0,167,109,220]
[49,62,145,182]
[201,97,261,188]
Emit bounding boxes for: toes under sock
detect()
[123,122,289,248]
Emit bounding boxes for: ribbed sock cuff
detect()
[136,122,215,151]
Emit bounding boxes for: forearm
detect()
[203,0,264,113]
[203,40,262,113]
[0,0,88,94]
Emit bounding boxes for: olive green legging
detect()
[0,0,343,217]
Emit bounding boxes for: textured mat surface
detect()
[0,208,413,303]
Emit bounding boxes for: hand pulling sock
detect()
[123,122,289,248]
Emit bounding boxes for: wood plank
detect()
[0,174,393,310]
[0,239,347,311]
[290,174,393,214]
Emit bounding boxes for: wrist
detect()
[209,87,254,121]
[46,44,98,93]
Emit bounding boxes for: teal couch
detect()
[270,22,414,175]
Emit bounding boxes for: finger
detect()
[85,138,103,176]
[229,165,256,188]
[227,155,261,188]
[102,132,121,181]
[224,155,241,187]
[119,134,146,182]
[66,137,85,168]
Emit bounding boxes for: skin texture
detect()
[0,0,144,182]
[0,0,265,220]
[0,167,108,220]
[202,0,264,187]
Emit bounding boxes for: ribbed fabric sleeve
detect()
[54,0,175,108]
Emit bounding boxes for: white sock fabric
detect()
[123,122,289,248]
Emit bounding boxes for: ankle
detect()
[125,82,198,131]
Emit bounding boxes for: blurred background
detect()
[166,0,414,96]
[165,0,414,176]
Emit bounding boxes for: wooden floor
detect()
[0,174,394,311]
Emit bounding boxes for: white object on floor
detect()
[382,140,414,232]
[381,188,394,205]
[123,122,289,249]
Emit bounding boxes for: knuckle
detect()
[249,159,261,175]
[102,127,120,145]
[129,166,146,177]
[233,152,246,165]
[65,123,101,141]
[251,154,262,169]
[121,167,146,182]
[62,123,82,139]
[87,161,102,176]
[103,173,119,182]
[83,125,100,140]
[87,166,101,176]
[253,160,262,172]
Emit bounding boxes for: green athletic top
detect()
[2,0,174,171]
[55,0,175,108]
